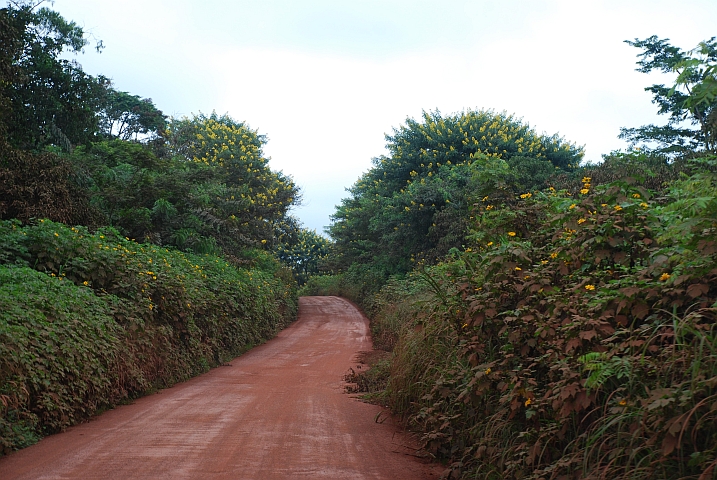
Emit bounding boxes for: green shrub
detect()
[0,219,298,453]
[0,266,121,453]
[366,154,717,479]
[298,274,343,297]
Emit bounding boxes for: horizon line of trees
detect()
[0,1,329,282]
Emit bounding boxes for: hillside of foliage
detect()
[0,2,328,454]
[304,36,717,478]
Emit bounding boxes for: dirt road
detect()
[0,296,439,479]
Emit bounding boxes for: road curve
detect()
[0,296,439,480]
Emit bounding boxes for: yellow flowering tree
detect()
[328,109,583,276]
[166,112,299,253]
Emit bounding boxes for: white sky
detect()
[30,0,717,233]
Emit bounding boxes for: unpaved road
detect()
[0,296,440,479]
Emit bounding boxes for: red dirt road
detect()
[0,296,440,480]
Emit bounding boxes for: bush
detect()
[298,274,343,297]
[367,154,717,479]
[0,266,121,453]
[0,219,298,453]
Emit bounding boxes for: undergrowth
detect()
[0,219,297,454]
[359,153,717,479]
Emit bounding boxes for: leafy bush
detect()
[0,140,98,226]
[366,154,717,479]
[0,266,120,453]
[299,263,390,308]
[299,274,343,297]
[0,219,298,453]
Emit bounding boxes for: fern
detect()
[579,352,632,392]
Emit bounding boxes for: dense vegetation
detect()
[0,2,322,453]
[2,1,717,477]
[0,219,296,452]
[327,109,583,280]
[304,36,717,479]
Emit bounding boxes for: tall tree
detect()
[0,7,22,133]
[98,88,166,141]
[274,219,331,285]
[1,2,106,151]
[620,36,717,154]
[166,112,300,251]
[328,109,583,276]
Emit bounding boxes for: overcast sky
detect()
[28,0,717,233]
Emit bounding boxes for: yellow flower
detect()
[619,399,627,406]
[582,177,591,183]
[484,368,491,375]
[261,239,267,244]
[659,273,671,282]
[569,204,576,209]
[515,267,522,271]
[640,202,648,208]
[487,241,494,246]
[580,188,589,195]
[54,232,59,237]
[550,252,558,259]
[614,205,623,211]
[508,232,516,237]
[486,205,494,210]
[585,284,596,291]
[83,281,89,286]
[520,192,532,199]
[577,218,586,224]
[632,193,641,198]
[540,260,548,265]
[524,398,532,407]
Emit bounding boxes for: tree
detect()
[328,109,583,276]
[274,220,331,285]
[1,2,107,151]
[620,36,717,154]
[0,4,98,225]
[98,88,166,141]
[0,7,22,133]
[166,112,300,251]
